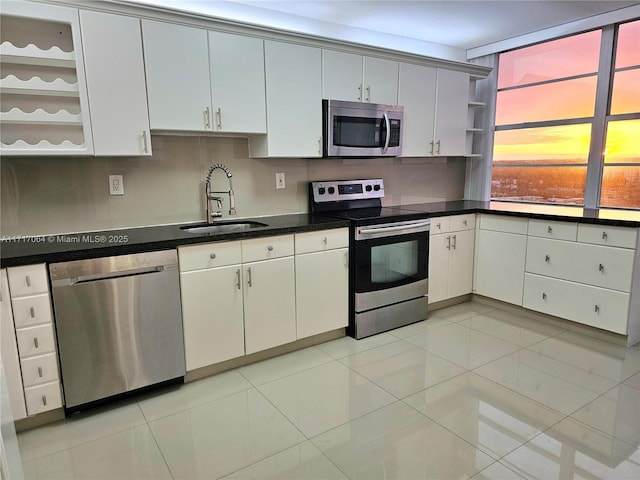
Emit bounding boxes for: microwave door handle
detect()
[381,112,390,154]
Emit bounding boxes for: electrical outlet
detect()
[109,175,124,195]
[275,172,285,189]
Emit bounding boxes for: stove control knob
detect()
[365,185,373,192]
[373,184,381,191]
[318,187,326,195]
[328,187,335,194]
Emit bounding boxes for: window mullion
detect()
[584,25,616,209]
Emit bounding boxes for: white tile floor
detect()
[17,301,640,479]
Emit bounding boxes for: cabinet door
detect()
[80,11,151,155]
[251,41,322,157]
[243,257,296,354]
[0,269,27,420]
[434,69,469,156]
[448,229,475,298]
[180,265,244,371]
[142,20,211,131]
[296,248,348,339]
[428,233,450,304]
[363,56,398,105]
[398,63,437,157]
[322,50,363,102]
[208,31,266,134]
[475,230,526,306]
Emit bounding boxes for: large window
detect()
[491,20,640,209]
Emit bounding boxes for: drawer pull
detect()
[235,269,241,290]
[267,245,274,252]
[26,275,31,287]
[30,306,35,318]
[436,222,441,229]
[33,337,39,348]
[446,236,451,250]
[599,263,605,273]
[547,226,553,234]
[542,292,547,300]
[247,267,252,287]
[545,255,550,263]
[595,304,600,313]
[209,253,216,259]
[602,231,608,240]
[463,220,468,226]
[38,366,43,377]
[42,395,47,406]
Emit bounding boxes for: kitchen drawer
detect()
[526,237,634,292]
[430,216,451,234]
[242,235,294,263]
[450,214,475,232]
[577,224,638,249]
[7,264,49,297]
[24,381,63,416]
[21,353,60,387]
[523,273,629,334]
[11,294,53,328]
[479,215,528,234]
[528,219,577,241]
[16,324,56,358]
[178,240,242,272]
[295,228,348,254]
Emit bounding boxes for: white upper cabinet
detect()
[250,41,322,158]
[142,20,212,131]
[322,50,398,105]
[208,31,266,134]
[0,1,93,155]
[80,11,151,156]
[398,64,469,157]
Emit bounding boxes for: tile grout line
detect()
[136,401,176,480]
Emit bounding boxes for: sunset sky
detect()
[494,20,639,164]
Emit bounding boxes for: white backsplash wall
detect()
[1,136,466,236]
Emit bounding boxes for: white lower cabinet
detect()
[428,214,475,304]
[473,215,528,306]
[295,228,349,339]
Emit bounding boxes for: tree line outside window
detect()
[491,19,640,209]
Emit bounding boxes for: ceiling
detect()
[128,0,639,57]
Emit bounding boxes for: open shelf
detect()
[0,41,75,68]
[0,75,79,97]
[1,108,82,125]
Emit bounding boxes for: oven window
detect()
[371,240,418,283]
[333,116,383,147]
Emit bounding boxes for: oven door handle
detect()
[381,112,390,154]
[358,220,431,237]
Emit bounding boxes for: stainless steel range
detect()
[310,179,430,339]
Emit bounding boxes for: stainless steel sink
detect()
[180,220,268,234]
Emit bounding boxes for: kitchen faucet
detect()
[205,163,236,223]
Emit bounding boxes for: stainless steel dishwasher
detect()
[49,250,185,412]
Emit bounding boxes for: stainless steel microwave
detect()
[322,99,403,157]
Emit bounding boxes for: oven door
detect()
[354,219,430,312]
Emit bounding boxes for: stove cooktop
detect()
[323,206,429,224]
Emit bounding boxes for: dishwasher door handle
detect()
[52,266,166,286]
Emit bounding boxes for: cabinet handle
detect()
[38,366,43,378]
[323,237,328,245]
[436,222,441,229]
[545,255,550,263]
[357,84,362,101]
[33,337,39,348]
[267,245,274,252]
[547,226,553,234]
[142,130,149,154]
[365,85,370,102]
[235,269,241,290]
[452,234,457,250]
[210,253,216,259]
[318,137,322,156]
[542,292,547,300]
[430,141,435,156]
[435,140,441,155]
[247,267,252,287]
[602,231,608,240]
[446,235,451,250]
[26,275,31,287]
[204,107,211,129]
[42,395,47,406]
[344,251,348,267]
[215,108,222,130]
[463,220,468,226]
[30,306,35,318]
[595,304,600,313]
[599,263,605,273]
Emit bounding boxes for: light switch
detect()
[275,172,285,189]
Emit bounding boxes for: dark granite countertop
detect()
[3,202,639,267]
[0,214,349,268]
